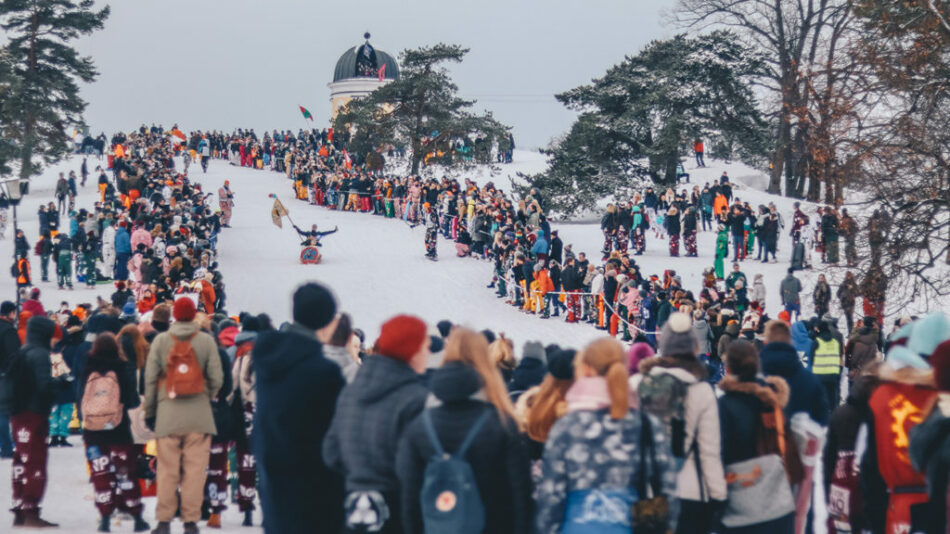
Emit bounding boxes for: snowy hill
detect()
[0,150,938,356]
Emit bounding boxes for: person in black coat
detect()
[507,342,546,399]
[323,313,430,534]
[253,283,345,534]
[77,332,149,532]
[9,316,58,527]
[759,320,829,425]
[718,339,794,533]
[549,231,563,265]
[0,301,21,458]
[396,331,532,534]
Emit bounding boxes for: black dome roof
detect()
[332,37,399,83]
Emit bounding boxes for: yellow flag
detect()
[271,198,288,228]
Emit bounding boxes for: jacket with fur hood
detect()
[632,356,727,502]
[717,374,790,466]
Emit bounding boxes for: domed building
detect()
[328,33,399,118]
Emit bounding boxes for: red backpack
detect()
[165,334,205,399]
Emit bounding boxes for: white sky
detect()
[74,0,677,149]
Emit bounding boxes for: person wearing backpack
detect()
[633,312,727,534]
[395,327,532,534]
[8,315,59,528]
[0,301,21,459]
[717,339,796,533]
[323,314,431,534]
[535,337,678,534]
[79,332,150,533]
[143,297,223,534]
[253,283,345,534]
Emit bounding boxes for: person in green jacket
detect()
[715,225,729,279]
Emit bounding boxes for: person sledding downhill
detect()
[423,203,438,260]
[292,223,338,247]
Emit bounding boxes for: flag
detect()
[378,63,386,81]
[169,128,186,141]
[270,196,289,228]
[299,105,314,121]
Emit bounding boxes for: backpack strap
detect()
[456,409,492,459]
[422,410,446,457]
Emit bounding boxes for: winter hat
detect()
[122,297,137,317]
[436,320,453,338]
[930,340,950,392]
[522,341,546,364]
[241,314,261,332]
[29,288,40,299]
[292,282,337,330]
[65,314,82,329]
[375,314,427,363]
[481,329,496,344]
[908,312,950,358]
[0,301,16,316]
[428,335,445,354]
[659,312,698,357]
[547,349,576,380]
[173,297,197,322]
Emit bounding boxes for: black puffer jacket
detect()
[17,316,56,416]
[323,354,428,494]
[396,362,532,534]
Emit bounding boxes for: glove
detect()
[145,417,155,432]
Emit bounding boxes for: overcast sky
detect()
[75,0,678,149]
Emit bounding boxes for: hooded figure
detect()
[253,283,346,534]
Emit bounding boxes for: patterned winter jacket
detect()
[535,406,679,534]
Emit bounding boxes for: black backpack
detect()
[0,347,34,414]
[420,409,490,534]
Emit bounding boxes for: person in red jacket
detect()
[861,357,936,534]
[693,138,705,167]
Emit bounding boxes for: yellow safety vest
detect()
[812,337,841,375]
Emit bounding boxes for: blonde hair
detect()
[524,375,572,441]
[488,337,516,372]
[443,327,515,419]
[578,338,630,419]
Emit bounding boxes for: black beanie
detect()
[436,320,453,339]
[548,349,576,380]
[0,301,15,315]
[293,282,336,330]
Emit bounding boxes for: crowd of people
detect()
[0,124,947,534]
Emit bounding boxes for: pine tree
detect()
[522,31,767,216]
[334,43,508,175]
[0,0,110,181]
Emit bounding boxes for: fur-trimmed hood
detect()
[877,363,935,388]
[638,355,707,381]
[718,374,790,409]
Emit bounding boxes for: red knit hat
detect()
[778,310,791,323]
[173,297,196,322]
[931,340,950,392]
[374,315,427,363]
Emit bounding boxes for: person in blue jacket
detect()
[531,230,549,263]
[114,222,131,281]
[791,320,814,370]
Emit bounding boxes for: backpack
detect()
[756,404,804,484]
[81,371,123,431]
[638,371,691,458]
[0,347,34,414]
[164,334,204,399]
[420,409,490,534]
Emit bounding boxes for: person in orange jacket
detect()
[534,264,555,318]
[693,138,705,167]
[199,274,216,314]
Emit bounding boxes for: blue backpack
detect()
[421,409,490,534]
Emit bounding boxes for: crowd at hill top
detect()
[0,125,948,534]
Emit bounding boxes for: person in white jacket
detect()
[100,221,117,280]
[752,273,767,309]
[631,312,727,533]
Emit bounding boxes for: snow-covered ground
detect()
[1,147,927,533]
